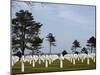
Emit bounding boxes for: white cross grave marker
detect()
[21,56,24,72]
[60,54,64,68]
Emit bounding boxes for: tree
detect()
[71,40,81,53]
[12,10,43,57]
[32,36,43,55]
[86,36,96,53]
[81,47,88,54]
[74,51,80,54]
[13,51,22,61]
[62,50,68,56]
[46,33,56,54]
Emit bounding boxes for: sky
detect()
[12,1,96,54]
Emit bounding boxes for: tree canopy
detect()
[81,47,88,54]
[87,36,96,53]
[12,10,43,56]
[62,50,68,56]
[71,40,81,53]
[46,33,56,54]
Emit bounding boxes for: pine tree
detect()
[71,40,81,53]
[87,36,96,53]
[46,33,56,54]
[12,10,43,57]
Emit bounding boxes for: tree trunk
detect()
[22,25,25,56]
[32,50,34,56]
[91,47,92,53]
[50,42,51,54]
[74,47,76,53]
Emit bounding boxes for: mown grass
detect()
[11,58,96,74]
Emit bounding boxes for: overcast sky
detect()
[12,1,96,53]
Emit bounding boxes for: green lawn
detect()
[12,58,96,74]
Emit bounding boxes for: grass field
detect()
[12,58,96,74]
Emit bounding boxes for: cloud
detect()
[30,3,51,11]
[58,10,89,24]
[12,1,95,53]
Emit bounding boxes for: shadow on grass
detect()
[11,58,96,74]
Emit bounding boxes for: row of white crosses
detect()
[12,56,19,66]
[12,53,96,72]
